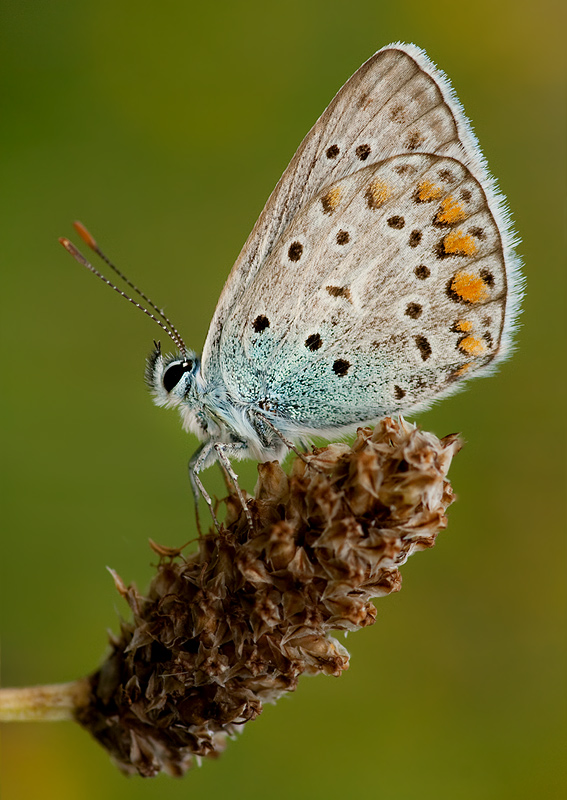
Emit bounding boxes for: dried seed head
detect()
[75,418,461,776]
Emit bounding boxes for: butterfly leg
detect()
[252,411,320,471]
[217,460,232,493]
[213,442,254,529]
[189,442,221,534]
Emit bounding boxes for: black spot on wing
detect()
[305,333,323,351]
[252,315,270,332]
[409,230,422,247]
[326,285,352,302]
[288,241,303,262]
[333,359,350,376]
[405,303,422,319]
[415,335,432,361]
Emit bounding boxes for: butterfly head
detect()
[145,342,200,410]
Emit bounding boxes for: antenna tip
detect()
[73,221,98,250]
[59,237,83,260]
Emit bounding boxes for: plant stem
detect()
[0,679,91,722]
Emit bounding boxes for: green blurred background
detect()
[1,1,565,797]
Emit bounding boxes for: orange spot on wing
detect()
[436,196,466,224]
[458,336,486,356]
[455,320,473,332]
[443,230,477,256]
[366,180,391,209]
[450,272,489,303]
[416,180,443,202]
[452,362,472,377]
[321,185,342,214]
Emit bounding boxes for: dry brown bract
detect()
[76,418,461,776]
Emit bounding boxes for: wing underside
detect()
[216,153,507,429]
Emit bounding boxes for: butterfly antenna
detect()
[59,233,189,356]
[71,221,189,356]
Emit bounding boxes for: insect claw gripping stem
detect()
[191,469,221,535]
[213,444,255,530]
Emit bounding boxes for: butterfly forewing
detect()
[201,44,497,375]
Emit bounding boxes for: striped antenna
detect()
[59,225,188,356]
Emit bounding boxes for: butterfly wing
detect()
[201,42,519,378]
[216,152,510,434]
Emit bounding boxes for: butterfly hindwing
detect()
[217,152,507,432]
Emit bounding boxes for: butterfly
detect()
[62,43,522,525]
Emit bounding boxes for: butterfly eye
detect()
[163,360,193,393]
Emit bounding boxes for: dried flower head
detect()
[75,418,461,776]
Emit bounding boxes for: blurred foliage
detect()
[1,1,565,798]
